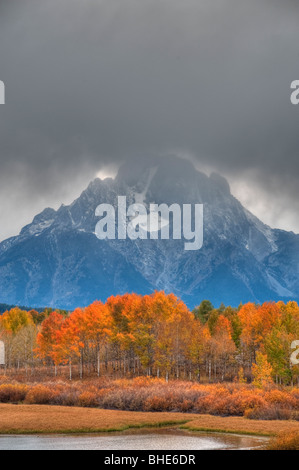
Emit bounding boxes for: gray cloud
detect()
[0,0,299,240]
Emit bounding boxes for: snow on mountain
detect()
[0,156,298,309]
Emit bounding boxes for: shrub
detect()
[1,377,299,420]
[52,391,79,407]
[0,384,28,403]
[77,392,99,408]
[267,432,299,450]
[265,389,297,408]
[176,399,194,412]
[25,385,57,405]
[245,406,292,421]
[144,395,173,412]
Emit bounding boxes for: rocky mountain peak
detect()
[0,156,298,309]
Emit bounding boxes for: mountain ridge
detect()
[0,156,298,309]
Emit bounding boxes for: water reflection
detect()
[0,429,267,450]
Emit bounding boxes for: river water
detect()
[0,430,267,450]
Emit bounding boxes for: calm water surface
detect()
[0,430,267,450]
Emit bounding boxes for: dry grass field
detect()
[1,404,299,436]
[0,404,190,434]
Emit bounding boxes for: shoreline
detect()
[0,404,298,437]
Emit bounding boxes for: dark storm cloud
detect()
[0,0,299,239]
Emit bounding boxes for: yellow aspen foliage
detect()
[252,352,273,388]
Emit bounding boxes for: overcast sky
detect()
[0,0,299,241]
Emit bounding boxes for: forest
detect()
[0,291,298,387]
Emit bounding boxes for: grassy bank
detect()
[181,415,299,437]
[0,404,299,436]
[0,405,191,434]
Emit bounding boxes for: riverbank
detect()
[0,404,299,436]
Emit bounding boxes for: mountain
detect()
[0,156,299,309]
